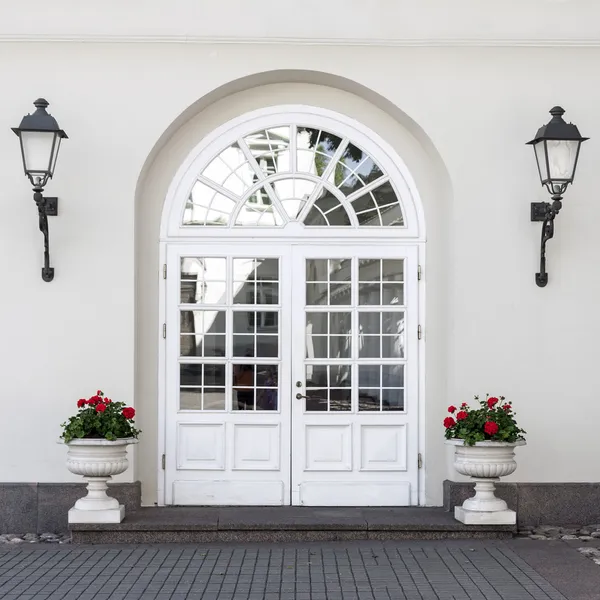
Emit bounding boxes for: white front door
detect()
[291,245,419,506]
[165,242,419,506]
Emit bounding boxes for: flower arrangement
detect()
[60,390,141,443]
[443,394,525,446]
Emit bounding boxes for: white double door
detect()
[165,242,419,506]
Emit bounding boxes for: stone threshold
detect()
[70,506,515,543]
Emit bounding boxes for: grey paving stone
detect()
[0,540,578,600]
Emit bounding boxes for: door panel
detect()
[291,246,419,506]
[165,244,291,505]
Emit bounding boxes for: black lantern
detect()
[12,99,68,282]
[527,107,588,287]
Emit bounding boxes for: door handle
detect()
[296,393,323,400]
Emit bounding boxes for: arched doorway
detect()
[160,105,425,506]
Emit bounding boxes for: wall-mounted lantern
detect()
[12,98,68,282]
[527,107,588,287]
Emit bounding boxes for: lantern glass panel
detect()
[534,141,549,183]
[20,130,56,176]
[546,139,580,182]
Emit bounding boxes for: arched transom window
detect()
[182,125,405,228]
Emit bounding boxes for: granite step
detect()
[70,506,515,543]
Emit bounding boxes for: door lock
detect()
[295,381,303,388]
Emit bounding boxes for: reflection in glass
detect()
[382,335,405,359]
[382,260,404,282]
[296,128,344,175]
[180,258,226,304]
[359,312,380,334]
[359,365,380,387]
[306,282,328,306]
[244,127,291,177]
[359,336,380,358]
[382,389,404,411]
[383,312,404,335]
[330,389,351,411]
[232,363,278,411]
[180,363,226,410]
[183,182,236,226]
[329,336,351,359]
[382,364,404,387]
[359,389,380,411]
[235,194,284,226]
[330,312,351,335]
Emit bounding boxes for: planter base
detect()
[69,505,125,524]
[455,506,516,525]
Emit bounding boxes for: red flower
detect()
[484,421,499,435]
[502,404,511,412]
[122,407,135,419]
[461,403,468,408]
[443,417,456,428]
[96,403,107,413]
[105,398,112,404]
[456,411,468,421]
[487,397,499,408]
[448,405,457,414]
[77,399,86,408]
[97,390,103,396]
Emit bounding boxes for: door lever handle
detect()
[296,393,308,400]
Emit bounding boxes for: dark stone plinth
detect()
[444,480,600,527]
[0,482,141,534]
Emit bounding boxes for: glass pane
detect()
[303,206,328,226]
[183,182,235,226]
[257,335,278,357]
[330,283,351,305]
[233,335,254,357]
[306,282,328,305]
[233,281,255,304]
[272,178,316,216]
[359,389,381,411]
[351,181,404,227]
[180,258,226,304]
[204,364,226,387]
[330,389,351,411]
[330,259,351,282]
[244,127,291,177]
[256,365,278,387]
[337,147,384,196]
[329,336,351,359]
[546,139,579,181]
[359,336,380,358]
[306,365,327,387]
[382,283,403,305]
[383,312,404,335]
[359,283,380,305]
[380,204,404,226]
[329,312,351,335]
[382,335,405,359]
[234,389,255,410]
[330,364,351,387]
[296,128,344,175]
[382,260,404,282]
[359,312,380,334]
[382,389,404,411]
[257,282,278,305]
[356,208,381,226]
[359,365,380,387]
[306,259,328,281]
[306,392,328,412]
[256,389,278,411]
[255,258,279,281]
[180,364,202,386]
[203,389,226,411]
[382,365,404,387]
[180,388,202,410]
[325,205,352,226]
[233,311,254,334]
[359,259,381,281]
[306,335,327,359]
[235,194,284,226]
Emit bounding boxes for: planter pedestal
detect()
[68,478,125,524]
[64,438,137,524]
[446,439,525,525]
[454,479,515,525]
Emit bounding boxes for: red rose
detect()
[97,390,103,396]
[443,417,456,428]
[105,398,112,404]
[487,397,499,408]
[461,403,468,408]
[96,403,107,413]
[456,411,468,421]
[502,404,511,412]
[122,407,135,419]
[484,421,499,435]
[77,399,86,408]
[448,405,457,413]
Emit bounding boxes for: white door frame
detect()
[156,104,427,507]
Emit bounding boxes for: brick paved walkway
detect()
[0,540,578,600]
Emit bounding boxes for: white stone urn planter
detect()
[64,438,138,524]
[446,439,526,525]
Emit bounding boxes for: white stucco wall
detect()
[1,2,599,503]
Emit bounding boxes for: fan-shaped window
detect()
[182,125,405,228]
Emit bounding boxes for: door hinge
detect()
[162,323,166,339]
[161,454,165,470]
[163,264,167,279]
[418,453,423,469]
[417,264,422,281]
[417,324,422,340]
